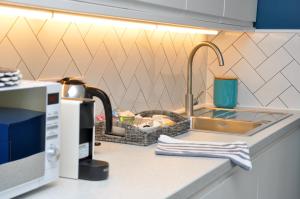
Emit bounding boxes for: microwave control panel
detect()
[44,83,61,179]
[46,110,59,138]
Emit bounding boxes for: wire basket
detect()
[95,110,190,146]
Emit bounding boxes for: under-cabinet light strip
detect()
[0,4,52,19]
[53,13,157,31]
[0,4,218,35]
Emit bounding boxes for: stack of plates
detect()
[0,68,22,88]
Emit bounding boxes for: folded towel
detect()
[155,135,252,171]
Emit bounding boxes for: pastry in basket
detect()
[118,111,135,124]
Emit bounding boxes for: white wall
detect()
[207,32,300,110]
[0,15,207,114]
[3,14,299,112]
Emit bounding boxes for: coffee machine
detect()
[59,78,112,181]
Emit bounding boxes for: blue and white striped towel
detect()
[155,135,252,171]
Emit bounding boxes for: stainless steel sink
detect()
[189,107,291,136]
[191,117,264,135]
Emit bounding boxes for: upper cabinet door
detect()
[2,0,255,29]
[186,0,224,17]
[224,0,258,22]
[137,0,186,10]
[72,0,186,10]
[256,0,300,29]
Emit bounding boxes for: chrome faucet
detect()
[185,41,224,116]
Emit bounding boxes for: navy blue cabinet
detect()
[256,0,300,29]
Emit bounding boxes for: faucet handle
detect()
[193,91,205,106]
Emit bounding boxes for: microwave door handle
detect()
[86,87,113,134]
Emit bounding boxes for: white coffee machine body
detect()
[60,98,108,181]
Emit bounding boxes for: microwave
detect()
[0,80,61,199]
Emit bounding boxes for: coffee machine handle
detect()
[86,87,113,134]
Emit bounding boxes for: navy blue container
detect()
[0,107,45,164]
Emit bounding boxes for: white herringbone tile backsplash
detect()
[1,14,299,112]
[0,15,208,114]
[207,32,300,109]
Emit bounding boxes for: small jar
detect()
[213,77,238,108]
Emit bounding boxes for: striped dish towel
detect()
[155,135,252,171]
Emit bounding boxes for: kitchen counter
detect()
[18,113,300,199]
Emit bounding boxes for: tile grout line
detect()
[160,36,178,85]
[255,41,269,58]
[76,22,92,39]
[230,70,264,106]
[266,95,286,108]
[232,33,267,68]
[38,38,71,79]
[4,16,34,76]
[133,61,152,107]
[99,76,118,109]
[73,22,94,76]
[63,60,76,77]
[255,33,297,71]
[37,21,73,79]
[253,71,285,96]
[102,38,127,90]
[132,84,149,111]
[265,85,292,107]
[135,36,155,84]
[80,23,97,59]
[282,45,300,66]
[112,25,129,72]
[24,17,49,61]
[253,58,294,94]
[143,29,156,58]
[256,32,295,54]
[278,96,289,108]
[26,18,47,37]
[2,37,22,69]
[61,38,83,77]
[280,65,300,94]
[60,60,74,79]
[248,32,268,45]
[238,55,267,87]
[6,36,35,80]
[208,31,244,65]
[158,68,176,110]
[129,79,140,111]
[167,31,179,57]
[0,16,19,45]
[87,41,110,83]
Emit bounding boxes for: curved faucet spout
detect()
[186,41,224,116]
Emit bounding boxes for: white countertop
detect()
[19,113,300,199]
